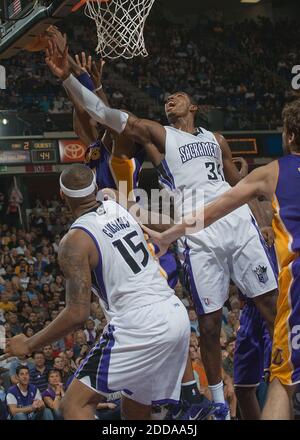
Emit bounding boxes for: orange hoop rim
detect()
[71,0,110,13]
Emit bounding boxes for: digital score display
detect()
[0,150,31,164]
[0,139,58,164]
[31,149,57,164]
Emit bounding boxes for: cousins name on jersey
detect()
[102,216,130,238]
[179,141,221,164]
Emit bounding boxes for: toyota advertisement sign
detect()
[59,139,86,163]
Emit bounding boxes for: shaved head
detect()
[60,164,94,190]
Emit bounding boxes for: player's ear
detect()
[288,132,295,146]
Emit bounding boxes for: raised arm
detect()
[45,42,166,155]
[143,161,278,256]
[5,230,94,356]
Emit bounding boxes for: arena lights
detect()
[1,118,8,125]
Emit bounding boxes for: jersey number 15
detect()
[113,231,149,274]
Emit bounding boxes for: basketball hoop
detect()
[73,0,156,59]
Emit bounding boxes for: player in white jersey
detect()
[46,44,278,418]
[5,164,190,420]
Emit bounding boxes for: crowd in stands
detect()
[1,15,299,132]
[0,190,252,420]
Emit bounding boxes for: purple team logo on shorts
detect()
[253,265,269,284]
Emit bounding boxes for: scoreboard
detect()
[0,138,87,165]
[0,132,284,166]
[0,139,57,164]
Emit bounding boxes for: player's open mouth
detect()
[166,102,176,111]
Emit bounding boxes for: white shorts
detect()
[180,205,278,315]
[75,296,190,406]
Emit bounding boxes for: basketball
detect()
[24,35,49,52]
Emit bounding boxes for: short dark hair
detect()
[282,100,300,150]
[33,351,45,358]
[60,164,94,191]
[47,368,62,382]
[16,365,29,376]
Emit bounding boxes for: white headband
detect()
[60,173,97,198]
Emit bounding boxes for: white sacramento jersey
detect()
[70,200,173,320]
[157,126,231,216]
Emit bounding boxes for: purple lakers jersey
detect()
[273,154,300,266]
[85,139,145,191]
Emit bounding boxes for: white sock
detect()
[209,381,230,420]
[209,381,225,403]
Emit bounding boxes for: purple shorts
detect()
[234,300,272,386]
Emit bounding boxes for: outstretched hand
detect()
[75,52,92,74]
[46,26,67,54]
[45,40,70,81]
[91,59,105,89]
[75,52,105,89]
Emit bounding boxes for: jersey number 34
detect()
[205,162,225,181]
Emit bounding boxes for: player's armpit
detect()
[124,117,166,155]
[215,133,243,186]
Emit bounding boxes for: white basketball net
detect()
[84,0,156,59]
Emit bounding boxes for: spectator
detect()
[0,374,8,420]
[24,326,35,338]
[189,344,210,400]
[9,355,35,385]
[0,291,16,313]
[222,338,235,379]
[28,312,43,333]
[52,235,61,254]
[65,348,77,372]
[6,366,53,420]
[30,352,49,393]
[73,330,89,359]
[53,353,73,385]
[17,304,33,327]
[5,312,22,336]
[42,369,64,419]
[222,311,239,340]
[43,345,54,369]
[188,307,200,336]
[84,319,96,347]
